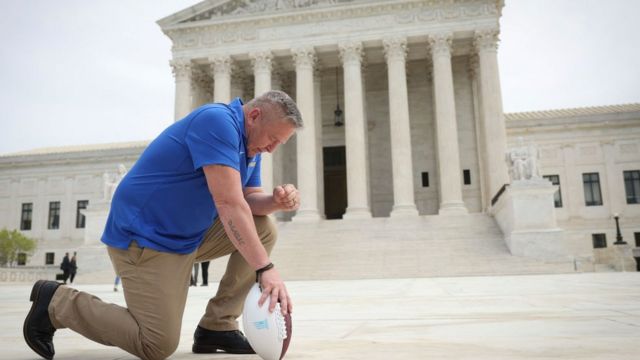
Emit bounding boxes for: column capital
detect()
[474,28,500,53]
[250,51,273,74]
[382,36,408,62]
[292,47,316,70]
[170,58,192,79]
[428,32,453,57]
[338,41,363,65]
[209,55,233,75]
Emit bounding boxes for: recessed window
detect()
[583,173,603,206]
[17,253,27,266]
[463,169,471,185]
[45,252,55,265]
[624,170,640,204]
[421,172,429,187]
[592,233,607,249]
[20,203,33,231]
[48,201,60,230]
[76,200,88,228]
[543,175,563,208]
[635,232,640,248]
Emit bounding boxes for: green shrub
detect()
[0,228,36,267]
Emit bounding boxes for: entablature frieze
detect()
[163,0,501,57]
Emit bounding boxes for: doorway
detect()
[323,146,347,219]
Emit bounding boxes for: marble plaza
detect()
[2,272,640,360]
[1,1,639,280]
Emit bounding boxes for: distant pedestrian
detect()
[201,261,210,286]
[69,253,78,284]
[59,253,70,284]
[190,263,199,286]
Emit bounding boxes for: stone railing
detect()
[0,266,58,283]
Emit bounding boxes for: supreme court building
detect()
[1,0,639,279]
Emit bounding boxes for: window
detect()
[583,173,603,206]
[463,169,471,185]
[624,170,640,204]
[45,252,55,265]
[20,203,33,230]
[592,233,607,249]
[76,200,88,228]
[17,253,27,266]
[635,232,640,248]
[543,175,563,208]
[48,201,60,229]
[421,172,429,187]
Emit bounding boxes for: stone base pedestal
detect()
[343,207,372,220]
[390,205,419,218]
[595,244,637,272]
[492,179,570,261]
[292,209,322,222]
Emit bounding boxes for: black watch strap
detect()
[255,262,274,283]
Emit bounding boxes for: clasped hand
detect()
[273,184,299,211]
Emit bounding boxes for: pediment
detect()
[159,0,358,27]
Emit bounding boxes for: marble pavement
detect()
[1,272,639,360]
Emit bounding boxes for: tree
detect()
[0,228,37,267]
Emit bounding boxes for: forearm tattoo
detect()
[228,219,245,246]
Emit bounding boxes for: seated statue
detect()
[103,164,127,202]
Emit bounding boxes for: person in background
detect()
[200,261,210,286]
[69,252,78,284]
[59,253,70,284]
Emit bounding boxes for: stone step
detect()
[268,214,576,280]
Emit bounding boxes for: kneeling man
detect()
[24,90,301,360]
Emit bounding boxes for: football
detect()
[242,283,292,360]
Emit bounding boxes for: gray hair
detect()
[247,90,303,128]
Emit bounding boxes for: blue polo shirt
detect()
[102,98,261,254]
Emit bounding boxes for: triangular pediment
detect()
[158,0,358,27]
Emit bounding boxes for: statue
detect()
[103,164,127,202]
[506,137,542,182]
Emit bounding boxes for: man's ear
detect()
[248,107,261,125]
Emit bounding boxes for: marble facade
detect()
[0,0,639,274]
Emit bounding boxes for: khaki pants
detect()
[48,215,277,360]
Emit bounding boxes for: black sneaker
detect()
[192,326,255,354]
[23,280,60,360]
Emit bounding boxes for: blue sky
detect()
[0,0,638,155]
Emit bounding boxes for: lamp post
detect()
[333,67,343,127]
[613,213,627,245]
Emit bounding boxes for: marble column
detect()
[474,29,510,203]
[383,37,419,217]
[469,55,489,211]
[314,66,325,218]
[251,51,274,194]
[429,33,468,215]
[210,55,233,103]
[601,141,622,214]
[561,144,581,219]
[339,41,372,219]
[170,58,192,121]
[292,47,321,221]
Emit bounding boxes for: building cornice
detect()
[0,141,148,169]
[505,103,640,132]
[158,0,503,54]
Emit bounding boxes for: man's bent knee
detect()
[139,334,179,360]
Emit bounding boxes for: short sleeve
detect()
[246,154,262,188]
[185,107,241,171]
